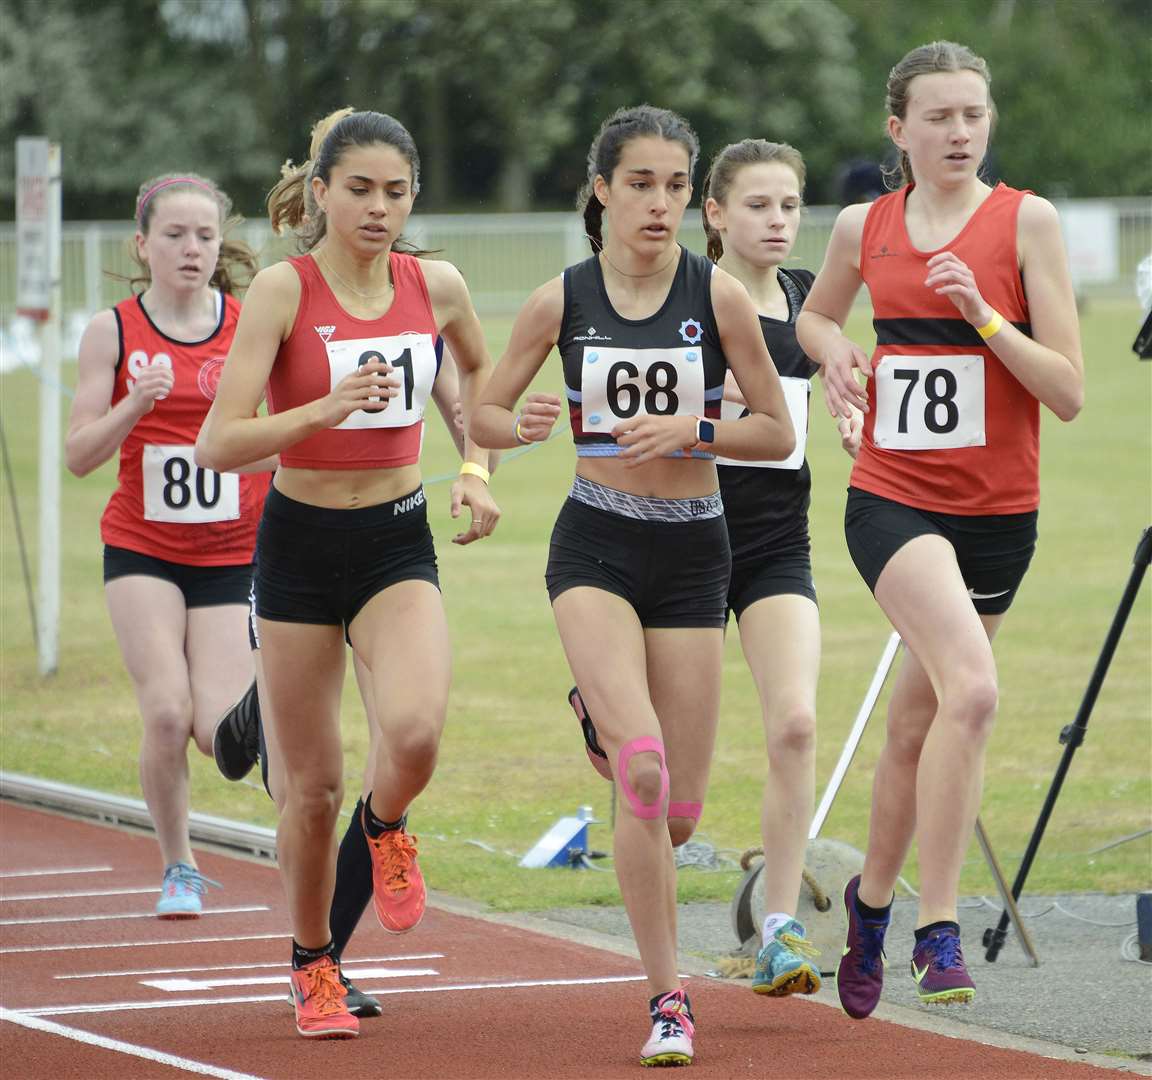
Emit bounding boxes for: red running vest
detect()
[851,182,1039,515]
[268,252,439,470]
[100,292,269,566]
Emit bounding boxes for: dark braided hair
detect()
[576,105,699,253]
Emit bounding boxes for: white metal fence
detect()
[1,200,1149,368]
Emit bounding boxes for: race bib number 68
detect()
[873,354,986,450]
[579,346,706,432]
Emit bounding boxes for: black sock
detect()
[854,894,893,922]
[649,991,692,1020]
[362,793,406,839]
[915,920,960,943]
[292,939,335,970]
[329,798,375,959]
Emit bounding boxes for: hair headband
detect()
[137,178,218,224]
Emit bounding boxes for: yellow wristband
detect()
[975,310,1004,340]
[513,414,532,445]
[458,462,490,484]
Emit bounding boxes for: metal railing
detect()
[1,200,1148,367]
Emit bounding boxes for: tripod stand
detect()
[984,526,1152,961]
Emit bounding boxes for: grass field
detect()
[1,301,1149,913]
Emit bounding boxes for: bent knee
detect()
[666,802,703,848]
[617,738,669,821]
[945,676,999,738]
[386,720,442,774]
[142,699,194,747]
[286,778,344,831]
[765,706,816,763]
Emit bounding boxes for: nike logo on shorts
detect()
[967,587,1010,600]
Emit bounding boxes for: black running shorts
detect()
[103,545,252,608]
[844,487,1037,616]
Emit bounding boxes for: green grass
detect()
[1,302,1149,912]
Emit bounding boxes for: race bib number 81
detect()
[142,445,239,524]
[327,333,437,430]
[873,354,985,450]
[580,346,706,432]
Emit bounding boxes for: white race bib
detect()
[579,346,706,433]
[714,376,809,470]
[326,333,437,430]
[142,445,240,524]
[873,354,985,450]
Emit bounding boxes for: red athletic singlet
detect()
[100,293,270,566]
[268,252,439,470]
[851,182,1038,515]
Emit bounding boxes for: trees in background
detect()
[1,0,1148,218]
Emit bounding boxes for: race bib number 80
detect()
[327,332,437,430]
[142,445,239,524]
[580,346,706,432]
[873,354,985,450]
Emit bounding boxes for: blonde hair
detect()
[125,172,257,295]
[885,41,996,189]
[700,140,806,263]
[267,107,428,254]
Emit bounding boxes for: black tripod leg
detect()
[984,527,1151,962]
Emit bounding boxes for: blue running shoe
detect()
[155,863,220,919]
[752,918,822,996]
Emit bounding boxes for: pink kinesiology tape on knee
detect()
[667,801,702,822]
[616,737,669,820]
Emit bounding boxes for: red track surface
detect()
[0,803,1120,1079]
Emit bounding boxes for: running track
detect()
[0,803,1125,1079]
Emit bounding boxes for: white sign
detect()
[16,137,61,320]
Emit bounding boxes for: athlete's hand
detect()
[316,362,400,427]
[451,475,501,545]
[837,408,864,459]
[819,337,871,419]
[925,250,993,327]
[613,414,697,467]
[514,393,563,443]
[126,365,175,414]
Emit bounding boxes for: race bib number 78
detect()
[873,354,986,450]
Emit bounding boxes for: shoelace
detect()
[929,933,964,971]
[652,990,695,1042]
[297,962,348,1017]
[368,830,419,891]
[163,865,221,897]
[778,931,821,961]
[856,921,887,975]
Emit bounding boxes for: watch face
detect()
[699,419,716,444]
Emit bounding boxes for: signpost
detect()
[17,137,62,676]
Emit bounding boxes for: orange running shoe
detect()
[290,955,359,1039]
[362,807,426,934]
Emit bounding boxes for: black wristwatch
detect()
[695,416,716,446]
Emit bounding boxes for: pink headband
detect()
[137,177,218,224]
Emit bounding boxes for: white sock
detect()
[762,912,793,942]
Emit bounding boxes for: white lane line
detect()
[0,905,268,926]
[1,886,158,902]
[20,974,648,1016]
[3,932,289,955]
[56,954,446,980]
[0,1007,266,1080]
[0,866,114,879]
[144,966,439,992]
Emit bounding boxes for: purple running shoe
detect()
[911,927,976,1005]
[835,874,889,1020]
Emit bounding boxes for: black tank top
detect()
[717,268,819,559]
[558,248,727,459]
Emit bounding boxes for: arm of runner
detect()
[722,369,746,406]
[924,195,1083,421]
[796,203,872,419]
[196,263,399,472]
[430,343,467,459]
[65,309,174,477]
[471,277,564,449]
[425,259,501,544]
